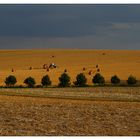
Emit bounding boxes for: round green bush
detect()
[127,75,137,85]
[41,75,52,87]
[5,75,17,86]
[24,77,36,87]
[92,73,105,85]
[111,75,120,84]
[58,73,71,87]
[74,73,87,86]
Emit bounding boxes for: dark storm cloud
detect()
[0,4,140,37]
[0,4,140,49]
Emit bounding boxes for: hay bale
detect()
[97,68,100,72]
[88,70,92,75]
[43,64,48,69]
[29,66,32,70]
[96,65,98,68]
[43,64,46,69]
[83,67,86,71]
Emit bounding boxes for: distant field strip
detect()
[0,87,140,102]
[0,49,140,85]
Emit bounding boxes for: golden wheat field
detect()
[0,49,140,86]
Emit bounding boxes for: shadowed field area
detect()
[0,87,140,136]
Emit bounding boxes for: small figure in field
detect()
[102,52,106,55]
[64,69,67,73]
[46,68,49,72]
[83,67,86,71]
[97,68,100,72]
[49,63,57,69]
[52,55,55,58]
[11,68,14,72]
[88,70,92,75]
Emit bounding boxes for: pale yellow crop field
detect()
[0,49,139,86]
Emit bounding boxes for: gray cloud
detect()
[0,4,140,37]
[0,4,140,49]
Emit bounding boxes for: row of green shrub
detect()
[3,72,138,88]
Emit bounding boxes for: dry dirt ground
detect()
[0,49,140,85]
[0,87,139,136]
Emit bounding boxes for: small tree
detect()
[41,75,51,87]
[92,73,105,85]
[127,75,137,85]
[5,75,17,86]
[74,73,87,86]
[58,73,71,87]
[111,75,120,85]
[24,77,36,87]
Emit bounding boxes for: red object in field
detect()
[97,68,100,72]
[43,64,49,69]
[29,67,32,70]
[96,64,98,68]
[88,70,92,75]
[83,67,86,71]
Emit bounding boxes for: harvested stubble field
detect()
[0,49,140,85]
[0,87,140,136]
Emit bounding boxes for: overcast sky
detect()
[0,4,140,49]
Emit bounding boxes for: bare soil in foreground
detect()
[0,87,140,136]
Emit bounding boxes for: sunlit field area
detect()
[0,49,140,86]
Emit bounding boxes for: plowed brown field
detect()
[0,87,139,136]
